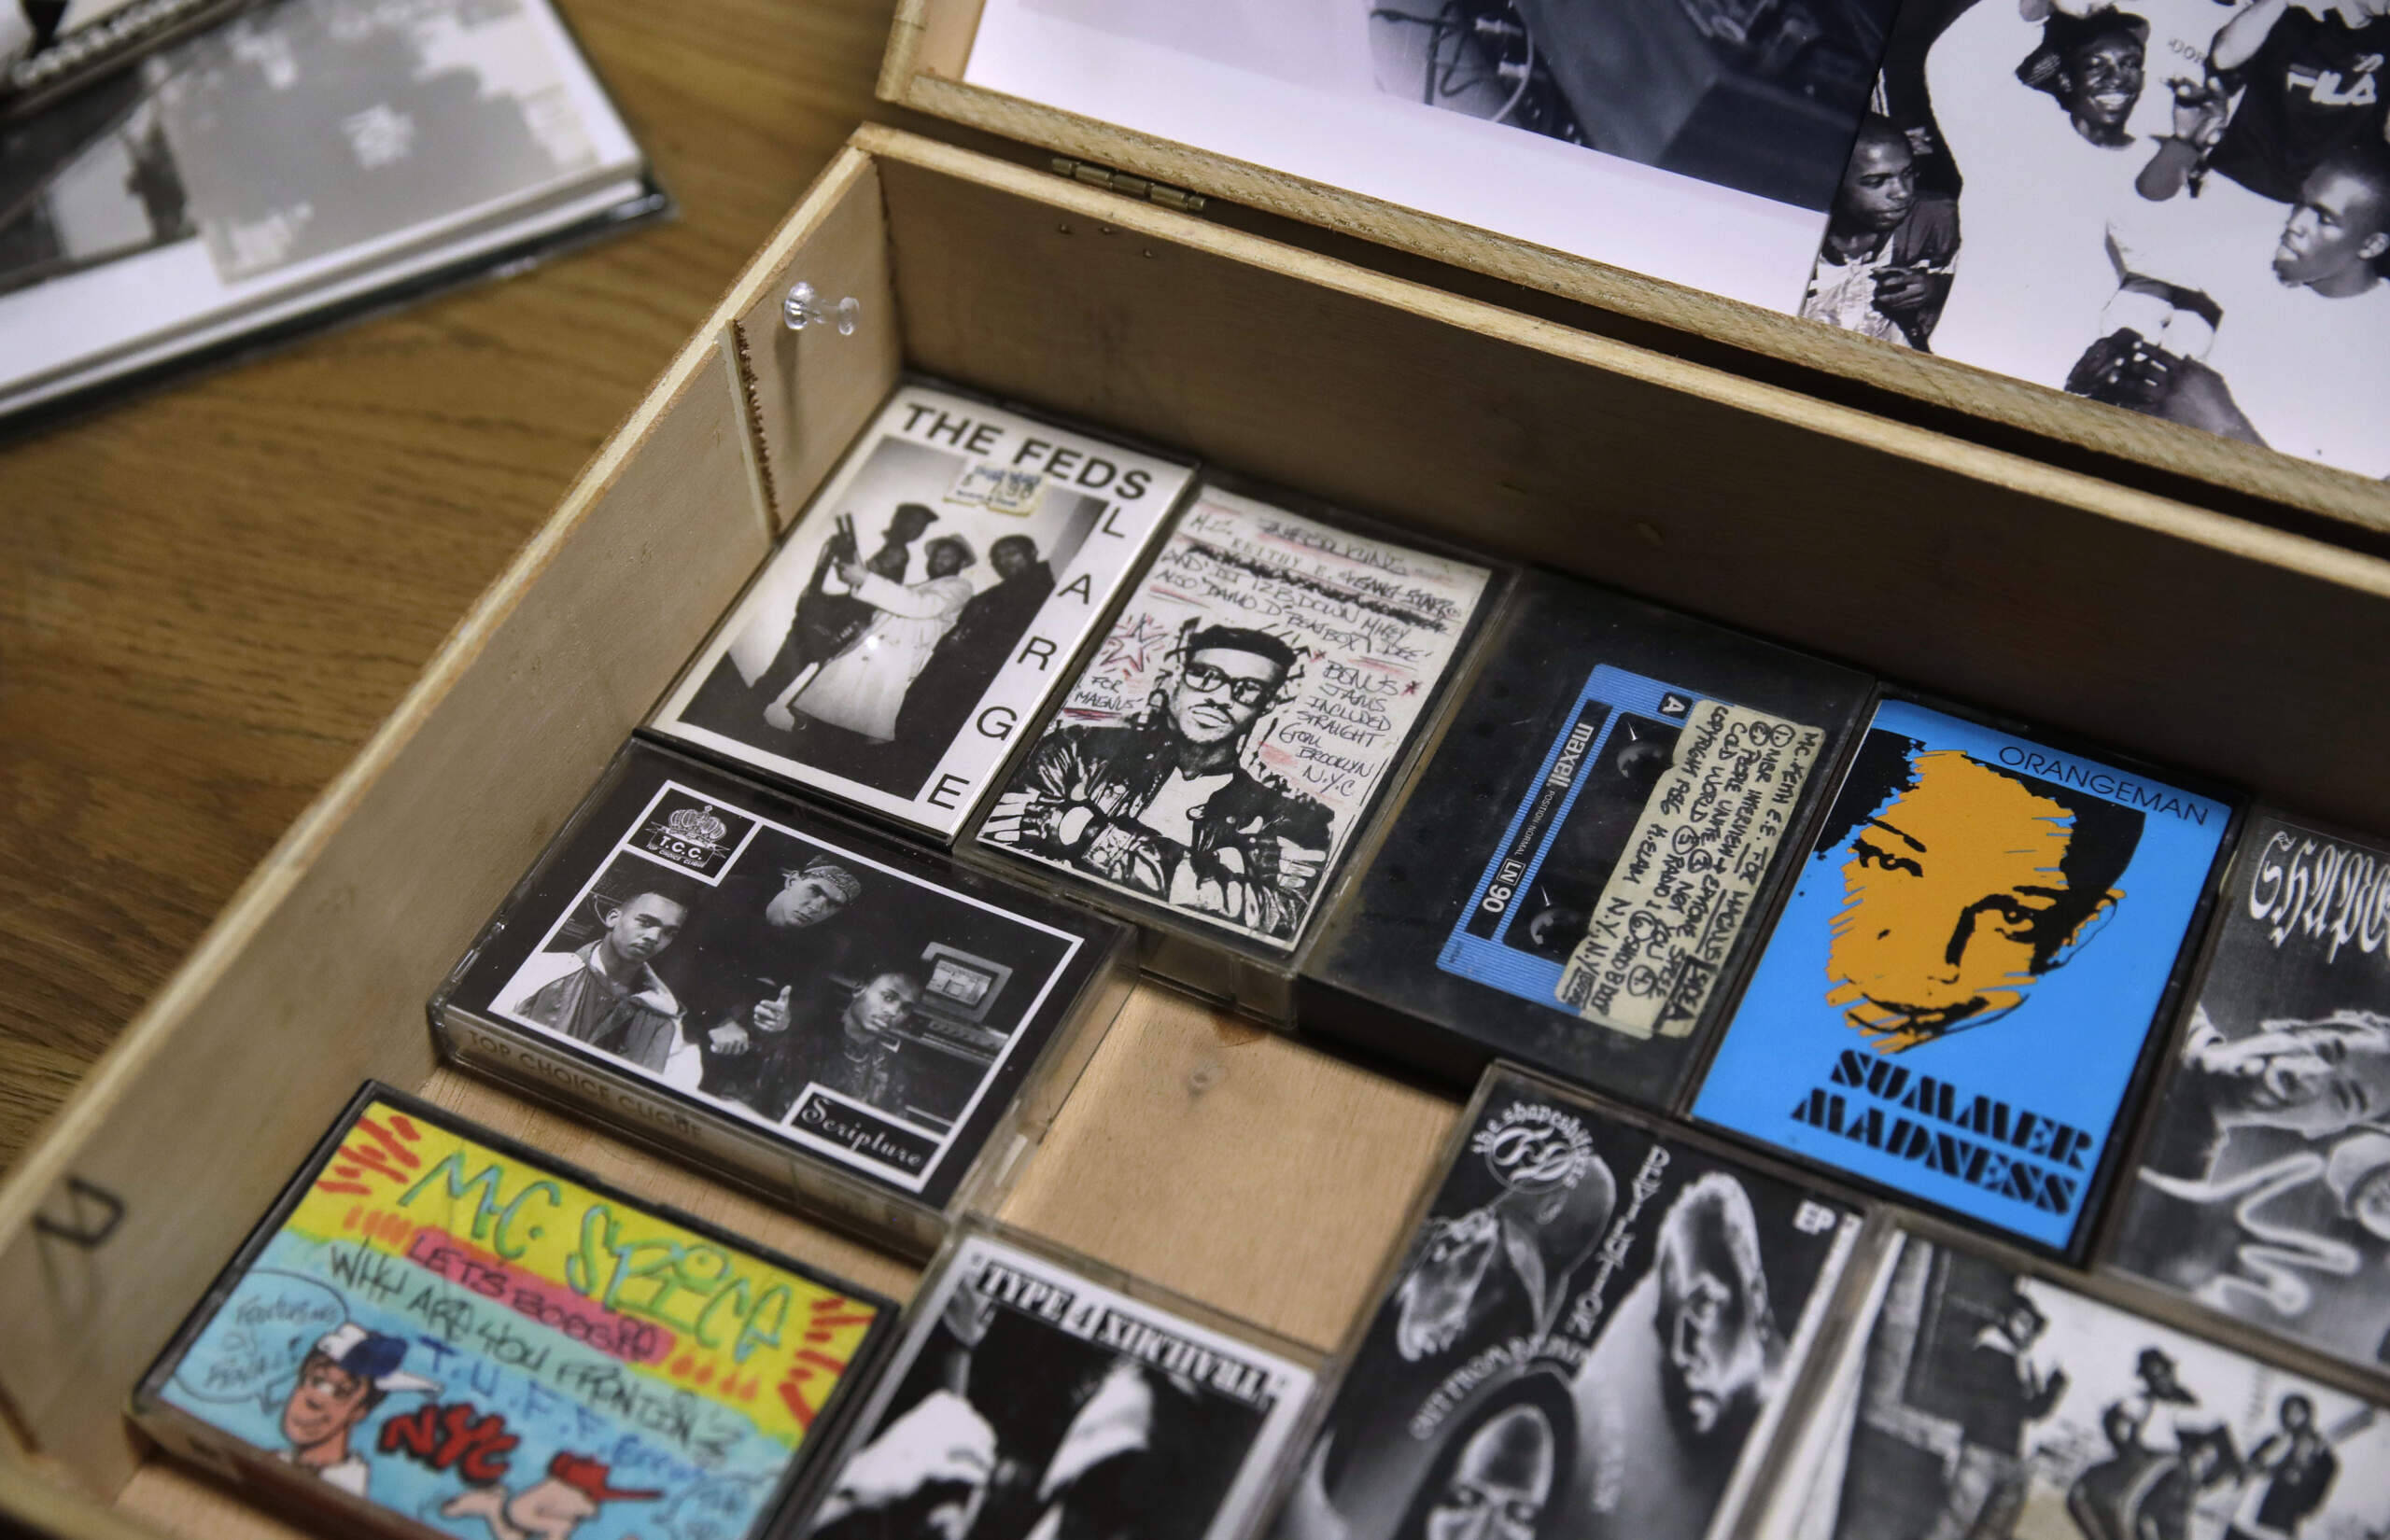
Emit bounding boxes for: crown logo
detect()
[665,805,728,848]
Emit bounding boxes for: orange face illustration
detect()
[1826,750,2120,1051]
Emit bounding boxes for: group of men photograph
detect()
[502,849,948,1128]
[1801,0,2390,475]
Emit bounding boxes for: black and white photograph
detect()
[1,0,252,112]
[2105,813,2390,1381]
[1359,0,1897,210]
[0,0,650,419]
[650,385,1191,843]
[976,487,1495,952]
[1797,0,2390,477]
[1771,1230,2390,1540]
[803,1227,1317,1540]
[960,0,1874,309]
[2,0,148,74]
[441,741,1125,1213]
[0,71,186,293]
[1270,1067,1863,1540]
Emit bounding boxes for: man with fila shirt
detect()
[2209,0,2390,204]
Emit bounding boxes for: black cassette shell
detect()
[1299,570,1872,1107]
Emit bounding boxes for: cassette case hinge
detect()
[1050,158,1209,214]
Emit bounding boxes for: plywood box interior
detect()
[2,124,2388,1539]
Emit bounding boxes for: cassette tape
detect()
[132,1082,896,1540]
[793,1220,1324,1540]
[961,477,1510,1023]
[1689,693,2240,1257]
[1298,570,1872,1105]
[1274,1062,1869,1540]
[2102,808,2390,1387]
[433,738,1136,1257]
[1755,1216,2390,1540]
[646,377,1195,844]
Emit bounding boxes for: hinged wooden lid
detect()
[880,0,2390,543]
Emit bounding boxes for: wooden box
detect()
[3,121,2390,1539]
[882,0,2390,539]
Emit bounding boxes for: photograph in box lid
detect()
[962,0,1897,310]
[2106,813,2390,1381]
[1792,0,2390,480]
[650,384,1190,842]
[139,1092,887,1540]
[978,486,1494,951]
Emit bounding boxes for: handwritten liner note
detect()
[1024,490,1492,945]
[1557,699,1821,1037]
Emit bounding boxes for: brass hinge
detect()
[1051,157,1209,213]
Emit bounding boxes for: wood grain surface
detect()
[0,0,914,1172]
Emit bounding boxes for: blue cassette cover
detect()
[1296,573,1869,1106]
[1440,664,1826,1037]
[1690,697,2233,1252]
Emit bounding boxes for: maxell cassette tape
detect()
[1690,694,2240,1257]
[961,477,1509,1022]
[793,1220,1323,1540]
[1272,1062,1867,1540]
[2102,809,2390,1386]
[132,1082,896,1540]
[1298,570,1872,1105]
[432,738,1136,1257]
[646,379,1194,844]
[1754,1218,2390,1540]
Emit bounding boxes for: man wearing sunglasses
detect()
[985,624,1332,941]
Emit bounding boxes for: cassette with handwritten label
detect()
[1298,571,1872,1106]
[132,1082,896,1540]
[1269,1062,1866,1540]
[1689,694,2241,1258]
[960,477,1511,1022]
[432,738,1136,1258]
[794,1220,1323,1540]
[1753,1217,2390,1540]
[2101,809,2390,1386]
[646,379,1194,845]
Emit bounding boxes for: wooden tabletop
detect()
[0,0,917,1171]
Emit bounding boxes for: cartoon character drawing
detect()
[442,1451,662,1540]
[274,1324,440,1499]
